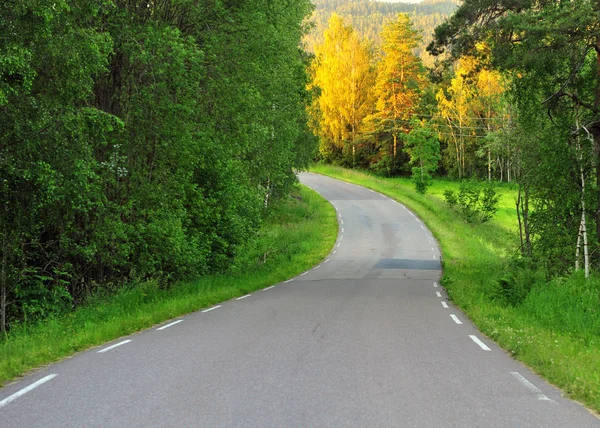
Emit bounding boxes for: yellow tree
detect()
[436,56,478,178]
[437,53,508,179]
[309,13,375,163]
[372,14,425,175]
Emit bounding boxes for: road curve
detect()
[0,172,597,427]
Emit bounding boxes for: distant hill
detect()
[304,0,459,66]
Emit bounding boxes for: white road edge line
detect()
[300,272,308,276]
[324,259,330,263]
[342,228,345,233]
[284,279,294,284]
[332,251,337,254]
[433,282,438,287]
[314,265,321,270]
[97,340,132,353]
[236,294,251,300]
[511,372,554,402]
[263,286,275,291]
[202,305,222,313]
[436,291,442,298]
[450,314,463,325]
[156,320,183,331]
[441,301,449,309]
[469,335,491,351]
[0,374,57,409]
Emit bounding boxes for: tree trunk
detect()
[1,232,7,334]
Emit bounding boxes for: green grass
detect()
[0,185,337,386]
[311,164,600,414]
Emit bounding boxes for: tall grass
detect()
[312,164,600,413]
[0,185,337,385]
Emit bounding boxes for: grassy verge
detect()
[311,164,600,413]
[0,185,337,386]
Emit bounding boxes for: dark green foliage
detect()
[444,181,498,223]
[492,258,546,306]
[0,0,316,331]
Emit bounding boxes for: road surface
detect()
[0,172,597,427]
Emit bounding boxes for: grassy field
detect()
[0,185,337,386]
[311,164,600,414]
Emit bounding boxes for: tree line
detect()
[0,0,316,332]
[310,1,600,280]
[304,0,459,67]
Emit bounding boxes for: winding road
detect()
[0,173,597,427]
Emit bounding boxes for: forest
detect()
[304,0,459,66]
[308,1,600,282]
[0,0,316,333]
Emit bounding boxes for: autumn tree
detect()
[369,14,425,175]
[309,13,375,164]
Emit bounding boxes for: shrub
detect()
[444,181,499,223]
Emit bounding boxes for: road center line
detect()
[450,314,463,324]
[436,291,442,298]
[97,340,132,354]
[469,335,491,351]
[510,372,553,401]
[263,286,275,291]
[236,294,251,300]
[156,320,183,331]
[0,374,57,409]
[441,301,449,308]
[202,305,222,313]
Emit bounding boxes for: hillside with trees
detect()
[304,0,459,66]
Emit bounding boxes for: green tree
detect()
[404,118,441,194]
[429,0,600,272]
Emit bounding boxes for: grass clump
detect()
[0,185,337,385]
[311,164,600,413]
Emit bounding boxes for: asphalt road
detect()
[0,172,598,427]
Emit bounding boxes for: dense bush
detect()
[444,181,499,223]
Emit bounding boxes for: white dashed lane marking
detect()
[263,286,275,291]
[511,372,554,402]
[470,335,491,351]
[436,291,442,298]
[450,314,463,325]
[202,305,222,313]
[0,374,57,409]
[157,320,183,331]
[97,340,132,354]
[441,302,449,309]
[236,294,251,300]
